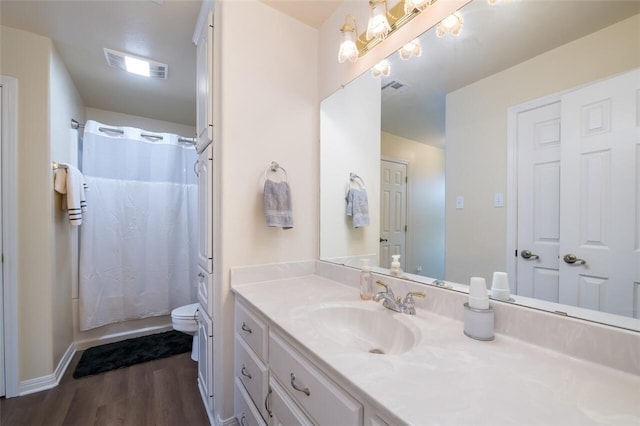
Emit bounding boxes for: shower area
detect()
[74,119,198,332]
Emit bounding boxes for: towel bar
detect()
[52,162,68,170]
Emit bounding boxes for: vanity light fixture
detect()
[404,0,431,14]
[366,0,392,41]
[338,15,360,63]
[371,59,391,77]
[337,0,430,63]
[398,38,422,60]
[436,11,464,37]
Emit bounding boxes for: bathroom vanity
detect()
[231,261,640,425]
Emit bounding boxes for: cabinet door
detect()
[196,266,213,316]
[197,144,213,273]
[196,11,213,152]
[197,309,214,402]
[268,377,313,426]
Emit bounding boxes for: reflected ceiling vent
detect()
[381,79,408,100]
[104,48,168,79]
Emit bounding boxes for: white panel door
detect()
[559,68,640,317]
[380,160,406,269]
[516,101,562,302]
[197,144,214,273]
[0,84,4,397]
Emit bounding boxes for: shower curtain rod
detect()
[70,118,197,145]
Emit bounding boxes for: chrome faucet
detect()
[373,280,425,315]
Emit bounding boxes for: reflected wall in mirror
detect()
[320,0,640,328]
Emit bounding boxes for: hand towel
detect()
[264,179,293,229]
[346,187,370,228]
[54,163,88,226]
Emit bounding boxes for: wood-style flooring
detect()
[0,350,210,426]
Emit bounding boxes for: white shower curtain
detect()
[79,120,198,330]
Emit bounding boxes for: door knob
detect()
[563,254,586,265]
[380,238,388,243]
[520,250,539,260]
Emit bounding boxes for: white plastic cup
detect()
[468,277,489,309]
[491,272,511,301]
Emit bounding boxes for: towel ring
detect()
[264,161,288,182]
[349,172,365,187]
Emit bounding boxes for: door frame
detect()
[1,75,19,397]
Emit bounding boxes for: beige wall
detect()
[381,131,445,278]
[214,0,318,420]
[320,72,381,266]
[1,25,57,380]
[445,14,640,285]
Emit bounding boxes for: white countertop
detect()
[232,275,640,425]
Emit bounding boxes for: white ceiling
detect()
[0,0,340,128]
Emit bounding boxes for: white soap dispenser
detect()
[359,259,373,300]
[390,255,402,277]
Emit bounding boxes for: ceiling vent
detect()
[381,80,408,100]
[104,48,168,79]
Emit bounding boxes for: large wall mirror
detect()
[320,0,640,330]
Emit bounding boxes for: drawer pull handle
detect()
[290,372,311,396]
[241,322,252,333]
[240,414,248,426]
[265,385,273,418]
[241,364,252,380]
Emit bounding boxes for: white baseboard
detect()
[18,343,75,396]
[74,323,172,351]
[16,323,173,397]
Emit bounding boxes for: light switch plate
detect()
[494,192,504,208]
[456,196,464,209]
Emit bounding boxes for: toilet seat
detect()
[172,302,199,319]
[172,303,199,334]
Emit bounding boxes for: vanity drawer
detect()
[235,334,269,420]
[235,302,268,361]
[268,376,313,426]
[235,377,267,426]
[269,331,362,425]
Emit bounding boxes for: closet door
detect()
[515,101,562,302]
[197,144,213,273]
[559,68,640,317]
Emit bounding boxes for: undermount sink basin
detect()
[306,303,418,355]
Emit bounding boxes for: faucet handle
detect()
[375,280,391,293]
[402,291,426,315]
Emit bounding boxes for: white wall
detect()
[445,14,640,285]
[49,45,85,366]
[85,107,196,137]
[320,72,381,265]
[381,131,444,278]
[214,0,318,420]
[0,25,57,381]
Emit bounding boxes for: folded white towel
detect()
[54,164,88,226]
[264,179,293,229]
[346,187,370,228]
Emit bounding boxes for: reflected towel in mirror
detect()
[264,179,293,229]
[346,188,369,228]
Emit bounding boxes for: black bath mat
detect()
[73,330,192,378]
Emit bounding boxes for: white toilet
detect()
[171,303,199,361]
